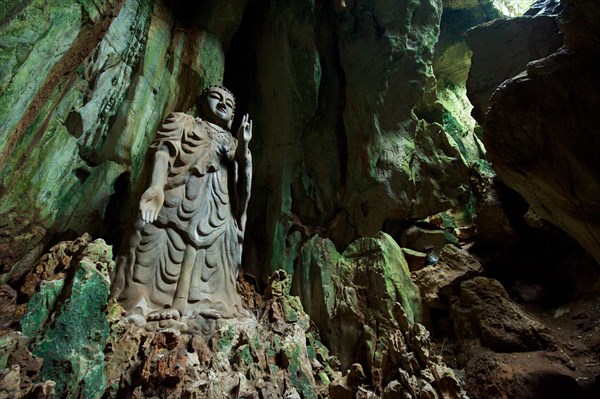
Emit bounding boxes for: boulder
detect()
[452,277,555,352]
[413,245,484,308]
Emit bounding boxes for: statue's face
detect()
[204,87,235,126]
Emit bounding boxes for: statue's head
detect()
[199,85,235,130]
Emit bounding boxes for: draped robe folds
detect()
[112,112,248,319]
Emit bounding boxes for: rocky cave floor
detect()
[1,230,600,399]
[433,294,600,397]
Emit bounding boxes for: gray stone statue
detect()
[111,86,252,328]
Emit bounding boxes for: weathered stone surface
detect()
[17,233,93,302]
[434,0,501,164]
[292,232,467,397]
[466,14,563,122]
[2,1,599,399]
[0,286,18,330]
[0,332,46,398]
[401,224,459,260]
[104,270,335,399]
[464,0,600,264]
[293,232,422,370]
[452,277,555,352]
[465,350,583,399]
[333,0,470,239]
[0,214,46,286]
[478,2,600,261]
[227,0,474,283]
[20,235,113,399]
[483,54,600,264]
[329,363,366,399]
[413,245,484,308]
[402,248,428,272]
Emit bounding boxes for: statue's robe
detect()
[112,112,247,319]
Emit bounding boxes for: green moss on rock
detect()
[294,232,423,370]
[21,239,113,399]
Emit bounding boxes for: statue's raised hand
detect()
[140,185,164,223]
[237,114,252,147]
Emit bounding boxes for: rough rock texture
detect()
[224,0,473,281]
[469,160,518,248]
[434,0,501,164]
[4,0,600,398]
[103,270,335,399]
[1,236,468,398]
[0,331,48,398]
[1,0,482,321]
[480,0,600,263]
[20,234,113,399]
[292,232,466,398]
[466,14,563,122]
[329,321,468,399]
[452,277,555,353]
[413,245,484,309]
[447,274,600,398]
[293,232,422,370]
[0,234,113,398]
[465,350,579,399]
[2,241,339,398]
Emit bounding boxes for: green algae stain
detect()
[21,279,65,339]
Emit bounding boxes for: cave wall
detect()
[2,0,600,398]
[1,0,481,284]
[226,0,476,280]
[0,0,484,394]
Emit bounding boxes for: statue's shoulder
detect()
[161,112,196,129]
[155,112,196,141]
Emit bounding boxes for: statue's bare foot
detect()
[147,308,181,321]
[190,309,223,319]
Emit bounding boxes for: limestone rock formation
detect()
[292,232,468,397]
[413,245,484,309]
[226,0,473,281]
[447,275,599,399]
[466,14,563,122]
[2,234,113,398]
[2,0,599,398]
[104,270,335,399]
[2,235,470,398]
[479,0,600,263]
[293,232,422,370]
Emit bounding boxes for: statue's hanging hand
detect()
[237,114,252,148]
[140,185,165,223]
